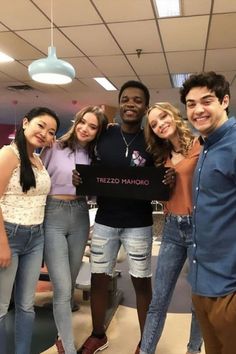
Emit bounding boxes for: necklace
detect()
[120,128,141,157]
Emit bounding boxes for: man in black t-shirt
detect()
[77,81,153,354]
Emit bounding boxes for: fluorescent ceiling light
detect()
[154,0,180,17]
[94,77,117,91]
[171,73,191,88]
[0,52,14,63]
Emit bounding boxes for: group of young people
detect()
[0,71,235,354]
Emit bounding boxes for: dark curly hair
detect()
[180,71,230,114]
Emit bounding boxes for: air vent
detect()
[7,84,34,91]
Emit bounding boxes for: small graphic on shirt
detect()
[131,150,146,166]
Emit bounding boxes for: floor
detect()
[38,241,205,354]
[40,301,204,354]
[6,241,205,354]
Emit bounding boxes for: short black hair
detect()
[180,71,230,114]
[118,80,150,107]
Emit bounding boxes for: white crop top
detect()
[0,144,51,225]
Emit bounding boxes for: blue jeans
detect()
[140,215,203,354]
[44,197,89,354]
[0,222,44,354]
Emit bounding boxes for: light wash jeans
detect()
[140,214,203,354]
[91,222,153,277]
[0,222,44,354]
[44,197,89,354]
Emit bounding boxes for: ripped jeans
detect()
[91,222,153,277]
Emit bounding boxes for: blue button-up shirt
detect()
[189,117,236,296]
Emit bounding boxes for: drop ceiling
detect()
[1,0,236,128]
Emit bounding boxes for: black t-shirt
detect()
[95,125,154,228]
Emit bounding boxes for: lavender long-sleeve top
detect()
[41,141,91,195]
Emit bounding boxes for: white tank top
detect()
[0,144,51,225]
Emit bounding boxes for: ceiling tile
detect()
[0,61,30,81]
[34,0,103,26]
[62,25,122,56]
[208,14,236,49]
[67,57,102,78]
[218,71,236,84]
[0,32,42,60]
[0,24,8,31]
[140,75,172,89]
[127,53,168,75]
[16,28,83,57]
[90,55,135,76]
[109,76,139,90]
[159,16,209,51]
[93,0,154,22]
[230,74,236,86]
[213,0,236,13]
[108,20,163,53]
[0,72,17,82]
[205,48,236,71]
[166,51,205,73]
[150,88,181,108]
[182,0,211,15]
[0,0,50,29]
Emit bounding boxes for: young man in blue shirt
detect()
[180,71,236,354]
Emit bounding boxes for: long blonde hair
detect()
[145,102,195,166]
[58,105,107,160]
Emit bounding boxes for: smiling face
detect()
[186,86,229,137]
[119,87,148,128]
[148,107,177,140]
[23,114,57,149]
[75,112,99,146]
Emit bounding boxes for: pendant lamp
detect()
[28,0,75,85]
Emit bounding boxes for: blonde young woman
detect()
[41,106,107,354]
[0,107,60,354]
[140,102,203,354]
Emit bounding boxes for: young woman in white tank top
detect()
[0,107,60,354]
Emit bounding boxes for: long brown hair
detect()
[145,102,195,166]
[58,105,107,160]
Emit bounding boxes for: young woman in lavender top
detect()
[41,106,107,354]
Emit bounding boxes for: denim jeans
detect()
[44,197,89,354]
[140,215,203,354]
[91,222,153,277]
[0,222,44,354]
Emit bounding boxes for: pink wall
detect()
[0,124,15,147]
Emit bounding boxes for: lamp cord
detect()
[50,0,53,46]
